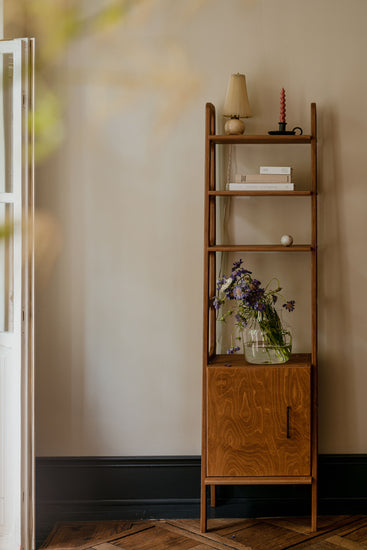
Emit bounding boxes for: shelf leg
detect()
[200,482,207,533]
[210,484,216,507]
[311,478,318,532]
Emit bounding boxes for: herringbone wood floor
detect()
[39,516,367,550]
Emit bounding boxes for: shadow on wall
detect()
[318,105,356,451]
[34,210,63,290]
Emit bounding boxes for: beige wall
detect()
[0,1,3,39]
[35,0,367,456]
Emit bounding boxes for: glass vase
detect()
[244,316,292,365]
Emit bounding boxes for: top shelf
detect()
[208,134,312,144]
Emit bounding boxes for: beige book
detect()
[234,173,292,183]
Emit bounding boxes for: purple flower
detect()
[254,302,266,312]
[244,284,265,310]
[233,286,244,300]
[283,300,296,312]
[227,346,240,354]
[212,297,221,310]
[249,279,261,289]
[232,267,251,278]
[232,259,243,270]
[235,314,247,328]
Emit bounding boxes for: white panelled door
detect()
[0,38,34,550]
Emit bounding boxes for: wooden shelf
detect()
[209,190,313,197]
[205,476,313,485]
[209,134,312,145]
[201,102,318,533]
[207,353,312,368]
[207,244,313,252]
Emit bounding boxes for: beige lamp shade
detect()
[223,73,251,118]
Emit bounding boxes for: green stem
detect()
[257,306,291,362]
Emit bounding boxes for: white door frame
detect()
[0,37,34,550]
[21,37,35,550]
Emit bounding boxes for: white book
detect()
[228,182,294,191]
[260,166,292,175]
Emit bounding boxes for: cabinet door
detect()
[207,366,311,477]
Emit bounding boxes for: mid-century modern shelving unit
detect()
[201,102,318,532]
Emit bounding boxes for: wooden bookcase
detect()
[201,102,318,532]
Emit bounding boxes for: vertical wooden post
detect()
[210,485,216,507]
[208,105,217,517]
[310,102,318,532]
[201,103,215,533]
[209,105,216,357]
[200,482,207,533]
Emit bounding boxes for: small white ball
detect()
[281,234,293,247]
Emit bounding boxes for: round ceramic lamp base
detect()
[224,117,245,135]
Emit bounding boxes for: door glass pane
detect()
[0,53,13,193]
[0,203,13,332]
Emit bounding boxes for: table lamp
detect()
[223,73,251,135]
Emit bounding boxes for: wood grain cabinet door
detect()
[207,366,311,477]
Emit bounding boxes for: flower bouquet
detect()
[213,259,295,364]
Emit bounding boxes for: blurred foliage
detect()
[0,222,12,240]
[5,0,133,163]
[7,0,131,68]
[32,85,64,164]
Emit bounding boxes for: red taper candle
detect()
[280,88,286,123]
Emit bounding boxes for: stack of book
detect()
[228,166,294,191]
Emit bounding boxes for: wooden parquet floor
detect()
[39,516,367,550]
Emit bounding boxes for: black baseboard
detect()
[36,454,367,548]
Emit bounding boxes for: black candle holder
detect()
[269,122,303,135]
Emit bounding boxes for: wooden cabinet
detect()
[201,103,318,532]
[207,363,311,478]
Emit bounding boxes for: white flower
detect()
[220,277,233,293]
